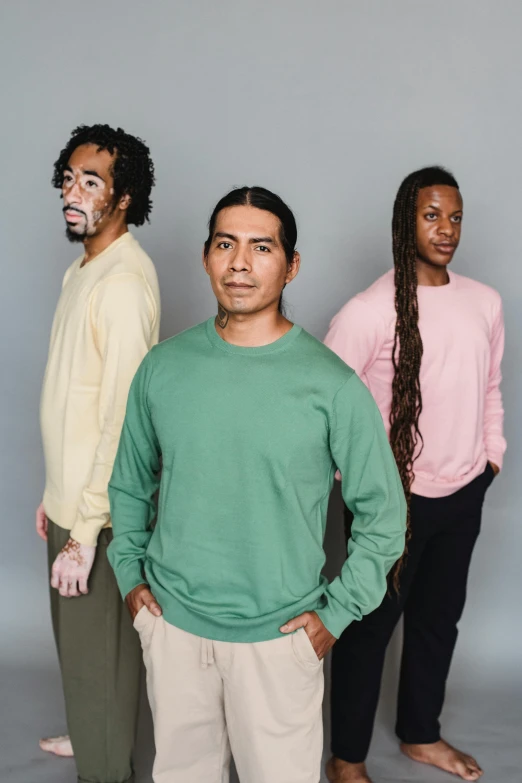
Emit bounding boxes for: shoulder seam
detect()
[90,272,156,311]
[91,271,149,289]
[352,293,393,331]
[331,372,358,423]
[89,273,157,339]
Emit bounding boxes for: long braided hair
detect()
[390,166,459,590]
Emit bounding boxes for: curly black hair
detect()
[52,124,155,225]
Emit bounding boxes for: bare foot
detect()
[400,739,483,780]
[326,756,373,782]
[39,735,74,757]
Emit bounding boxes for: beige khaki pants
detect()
[134,608,324,783]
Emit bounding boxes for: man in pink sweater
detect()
[325,166,506,783]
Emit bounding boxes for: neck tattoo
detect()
[217,303,229,329]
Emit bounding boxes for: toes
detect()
[460,764,480,781]
[39,736,74,757]
[463,755,483,775]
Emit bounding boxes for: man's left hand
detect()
[489,461,500,476]
[51,538,96,597]
[279,611,336,660]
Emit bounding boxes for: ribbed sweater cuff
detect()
[70,520,106,547]
[487,452,504,472]
[315,606,357,640]
[114,565,147,602]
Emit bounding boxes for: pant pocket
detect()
[132,605,149,630]
[133,606,157,651]
[291,628,322,669]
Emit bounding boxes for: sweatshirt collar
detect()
[205,317,302,356]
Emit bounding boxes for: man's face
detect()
[203,205,299,315]
[61,143,120,242]
[416,185,463,268]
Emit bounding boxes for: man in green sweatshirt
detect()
[108,186,406,783]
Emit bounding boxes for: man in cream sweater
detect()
[37,124,161,783]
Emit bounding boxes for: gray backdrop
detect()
[1,2,521,781]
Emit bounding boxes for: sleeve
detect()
[484,298,507,470]
[315,374,407,639]
[69,274,158,546]
[107,352,161,600]
[324,296,388,381]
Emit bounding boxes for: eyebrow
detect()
[84,169,105,182]
[62,165,105,182]
[424,204,462,213]
[214,232,275,244]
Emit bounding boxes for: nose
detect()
[229,247,251,273]
[64,181,81,205]
[438,216,455,238]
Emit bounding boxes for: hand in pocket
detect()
[126,583,162,621]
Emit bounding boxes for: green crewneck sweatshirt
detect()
[108,318,406,641]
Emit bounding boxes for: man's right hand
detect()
[126,583,162,622]
[36,502,48,542]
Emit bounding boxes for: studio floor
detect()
[1,656,520,783]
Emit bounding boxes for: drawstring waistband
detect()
[201,637,215,668]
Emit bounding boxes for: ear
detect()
[202,248,210,276]
[285,251,301,285]
[119,193,132,211]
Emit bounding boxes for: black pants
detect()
[330,463,495,763]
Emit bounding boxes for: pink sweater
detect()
[325,270,506,498]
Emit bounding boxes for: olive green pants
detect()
[47,520,142,783]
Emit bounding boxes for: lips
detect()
[434,243,456,254]
[225,283,254,289]
[64,209,85,222]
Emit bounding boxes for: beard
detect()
[65,226,87,243]
[62,197,116,244]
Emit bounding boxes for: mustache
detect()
[223,278,257,286]
[63,205,87,218]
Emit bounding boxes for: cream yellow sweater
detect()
[40,232,161,546]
